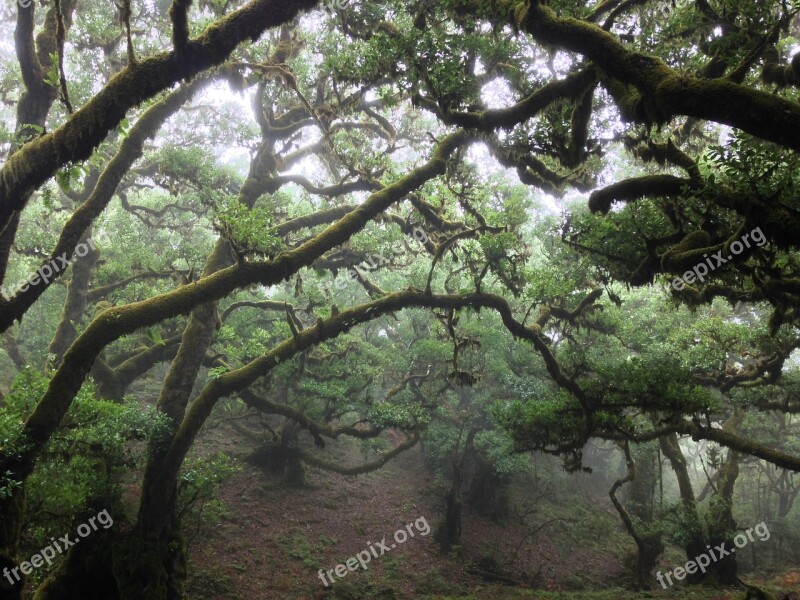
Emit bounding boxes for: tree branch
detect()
[0,0,321,236]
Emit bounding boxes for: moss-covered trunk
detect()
[130,296,219,599]
[110,528,186,600]
[436,427,477,552]
[609,442,664,590]
[30,534,118,600]
[625,443,658,522]
[438,487,462,553]
[708,448,740,585]
[658,432,706,583]
[47,231,99,368]
[0,487,26,600]
[30,525,184,600]
[281,421,306,487]
[129,127,274,593]
[707,409,744,585]
[246,411,307,486]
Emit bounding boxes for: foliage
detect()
[3,369,168,548]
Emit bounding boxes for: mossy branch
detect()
[0,131,468,495]
[761,53,800,89]
[296,432,420,475]
[588,174,693,214]
[237,388,382,441]
[440,67,597,131]
[169,0,192,53]
[111,335,184,392]
[14,0,43,96]
[54,0,72,114]
[610,420,800,472]
[674,420,800,472]
[0,77,211,333]
[0,0,321,236]
[487,137,577,198]
[521,3,800,150]
[87,270,184,302]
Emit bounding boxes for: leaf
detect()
[147,329,165,345]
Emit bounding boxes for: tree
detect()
[2,0,800,597]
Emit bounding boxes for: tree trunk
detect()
[0,487,26,600]
[657,431,707,582]
[111,528,186,600]
[30,535,118,600]
[126,301,217,600]
[707,409,744,585]
[47,232,99,368]
[609,442,663,589]
[708,447,740,584]
[626,442,658,522]
[438,487,462,553]
[465,447,510,523]
[125,137,264,593]
[436,427,477,552]
[280,422,306,488]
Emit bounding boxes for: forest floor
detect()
[185,422,800,600]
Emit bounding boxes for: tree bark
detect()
[47,232,99,368]
[609,442,663,589]
[707,410,744,585]
[657,432,706,582]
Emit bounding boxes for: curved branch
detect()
[297,432,420,475]
[158,287,596,487]
[620,420,800,472]
[439,67,597,131]
[589,174,694,214]
[0,131,469,488]
[674,420,800,472]
[237,388,382,441]
[0,0,321,235]
[87,270,184,301]
[521,3,800,150]
[0,76,212,332]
